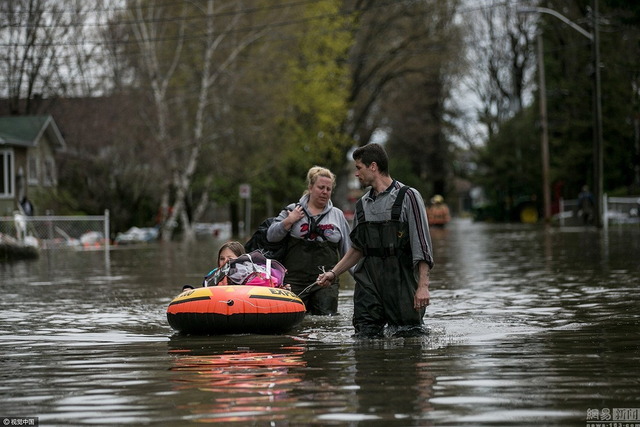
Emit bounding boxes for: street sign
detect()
[239,184,251,199]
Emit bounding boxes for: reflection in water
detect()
[349,340,436,425]
[167,334,442,425]
[167,336,306,423]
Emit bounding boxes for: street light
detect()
[517,6,594,40]
[518,1,603,227]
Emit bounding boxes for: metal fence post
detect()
[104,209,110,253]
[104,209,110,270]
[602,193,608,230]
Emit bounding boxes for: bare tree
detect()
[381,0,465,196]
[0,0,115,113]
[329,0,465,203]
[459,1,537,140]
[117,0,266,241]
[343,0,463,145]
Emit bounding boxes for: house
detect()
[0,115,66,216]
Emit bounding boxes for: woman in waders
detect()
[317,143,433,337]
[267,166,352,315]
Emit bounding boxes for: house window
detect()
[0,149,14,198]
[43,157,56,186]
[28,154,39,184]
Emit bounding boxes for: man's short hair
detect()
[352,143,389,175]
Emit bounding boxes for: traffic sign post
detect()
[239,184,252,237]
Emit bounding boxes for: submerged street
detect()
[1,219,639,426]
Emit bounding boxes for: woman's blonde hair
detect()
[303,166,336,195]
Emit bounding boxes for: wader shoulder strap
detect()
[306,210,329,240]
[391,186,410,221]
[356,199,365,223]
[355,185,410,223]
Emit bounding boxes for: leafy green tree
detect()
[474,0,640,221]
[541,0,640,198]
[276,1,354,183]
[222,0,354,224]
[475,108,540,221]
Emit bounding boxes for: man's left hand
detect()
[414,286,430,310]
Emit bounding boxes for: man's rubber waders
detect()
[351,186,425,337]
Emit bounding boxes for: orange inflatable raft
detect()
[167,286,306,335]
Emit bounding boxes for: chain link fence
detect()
[0,210,110,251]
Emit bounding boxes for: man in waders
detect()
[317,143,434,337]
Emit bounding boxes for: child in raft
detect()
[205,241,246,286]
[181,241,245,291]
[198,241,291,289]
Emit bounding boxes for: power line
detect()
[1,5,353,48]
[3,0,322,29]
[0,0,531,95]
[2,0,521,47]
[5,0,315,16]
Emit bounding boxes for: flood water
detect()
[1,219,639,426]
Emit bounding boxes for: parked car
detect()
[115,227,159,245]
[193,222,232,240]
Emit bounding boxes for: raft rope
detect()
[296,265,330,297]
[297,282,319,298]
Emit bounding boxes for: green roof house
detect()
[0,115,66,216]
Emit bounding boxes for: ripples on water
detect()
[1,220,639,426]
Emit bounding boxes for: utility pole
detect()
[537,33,551,223]
[592,0,604,228]
[518,2,603,227]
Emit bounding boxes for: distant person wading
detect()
[575,185,595,225]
